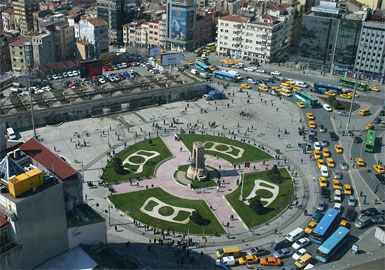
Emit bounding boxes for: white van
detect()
[227,70,240,76]
[191,69,198,75]
[7,128,17,140]
[285,227,304,242]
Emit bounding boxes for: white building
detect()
[78,18,109,58]
[216,15,291,63]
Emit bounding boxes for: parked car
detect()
[246,246,268,256]
[256,69,266,73]
[273,247,294,259]
[338,111,350,117]
[360,208,380,216]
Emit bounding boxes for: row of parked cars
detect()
[49,70,79,80]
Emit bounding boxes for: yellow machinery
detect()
[8,168,44,197]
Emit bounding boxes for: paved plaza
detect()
[19,78,384,269]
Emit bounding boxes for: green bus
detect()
[364,130,376,152]
[294,90,320,108]
[339,78,367,91]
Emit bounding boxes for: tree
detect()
[190,211,210,225]
[112,157,125,174]
[268,164,282,183]
[249,196,265,214]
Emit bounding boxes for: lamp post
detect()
[346,44,366,132]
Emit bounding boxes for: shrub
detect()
[113,157,125,175]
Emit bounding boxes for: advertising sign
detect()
[171,10,187,41]
[79,60,102,78]
[161,53,182,66]
[149,47,162,56]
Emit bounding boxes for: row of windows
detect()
[358,50,384,57]
[361,32,385,38]
[360,38,384,46]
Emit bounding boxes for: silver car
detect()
[333,169,342,180]
[339,160,349,170]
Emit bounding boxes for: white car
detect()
[334,202,342,212]
[314,142,322,151]
[292,248,307,261]
[99,78,106,84]
[248,78,257,84]
[334,189,342,202]
[323,104,332,112]
[292,237,310,250]
[270,71,281,75]
[52,74,58,80]
[67,71,74,77]
[256,69,266,73]
[243,67,255,72]
[320,165,328,177]
[215,256,236,266]
[72,70,79,76]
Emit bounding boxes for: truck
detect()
[8,168,44,197]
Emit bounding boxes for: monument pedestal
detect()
[187,142,208,181]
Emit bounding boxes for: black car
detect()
[321,187,330,199]
[345,207,357,222]
[375,174,385,184]
[249,61,259,66]
[380,110,385,116]
[271,239,290,251]
[329,131,339,141]
[374,118,381,124]
[354,136,362,143]
[360,208,380,216]
[182,64,189,70]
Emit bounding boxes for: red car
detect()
[244,76,251,80]
[125,62,132,67]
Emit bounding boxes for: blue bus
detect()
[316,226,350,262]
[313,83,343,94]
[294,90,320,108]
[195,61,211,73]
[212,70,240,82]
[311,208,340,244]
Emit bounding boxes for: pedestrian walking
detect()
[274,228,278,234]
[115,225,118,231]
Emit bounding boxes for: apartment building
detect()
[194,8,214,48]
[216,15,290,63]
[148,21,160,46]
[159,19,167,47]
[123,20,161,48]
[354,21,385,82]
[9,35,34,72]
[13,0,40,34]
[78,17,109,58]
[45,21,75,62]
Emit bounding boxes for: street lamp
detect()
[346,43,366,132]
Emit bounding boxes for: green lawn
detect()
[109,188,225,235]
[225,169,293,228]
[179,134,272,164]
[102,137,172,183]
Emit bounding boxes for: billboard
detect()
[79,60,102,78]
[161,53,182,66]
[171,9,187,41]
[149,47,162,56]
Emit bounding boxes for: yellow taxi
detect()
[238,255,258,265]
[365,124,374,130]
[369,86,380,92]
[326,158,335,168]
[373,164,385,174]
[258,86,268,92]
[306,113,315,120]
[305,221,318,234]
[343,184,352,195]
[297,102,306,108]
[220,59,226,63]
[189,60,193,65]
[333,179,342,189]
[335,145,343,153]
[356,158,365,166]
[318,159,325,168]
[209,66,217,71]
[241,84,251,89]
[308,121,316,128]
[292,86,302,91]
[340,94,351,99]
[314,150,322,159]
[195,59,201,62]
[347,92,359,98]
[271,86,279,90]
[359,109,370,116]
[322,148,331,158]
[325,91,336,96]
[340,219,349,227]
[319,177,328,187]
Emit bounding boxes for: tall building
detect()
[32,31,56,67]
[13,0,40,34]
[45,21,75,62]
[166,0,196,51]
[216,15,291,63]
[96,0,127,44]
[355,21,385,82]
[298,1,365,74]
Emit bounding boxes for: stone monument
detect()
[186,142,208,181]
